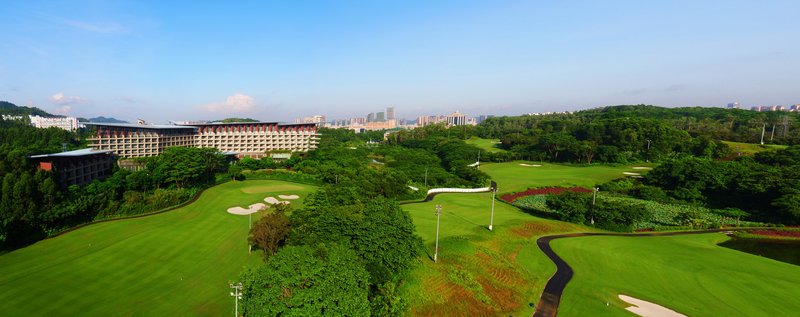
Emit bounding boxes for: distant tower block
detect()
[727,102,740,109]
[386,106,395,120]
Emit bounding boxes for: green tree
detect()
[248,205,291,258]
[239,243,370,317]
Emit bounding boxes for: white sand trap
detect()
[619,295,686,317]
[623,172,642,176]
[633,166,653,170]
[519,163,542,167]
[227,203,266,215]
[278,194,300,200]
[264,197,281,204]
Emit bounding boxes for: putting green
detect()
[480,161,654,194]
[551,233,800,316]
[402,193,589,316]
[0,180,316,317]
[466,137,508,153]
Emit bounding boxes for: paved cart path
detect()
[531,229,740,317]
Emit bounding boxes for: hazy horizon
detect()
[2,1,798,123]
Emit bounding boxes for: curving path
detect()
[531,229,742,317]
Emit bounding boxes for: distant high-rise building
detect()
[367,113,375,122]
[386,107,395,120]
[303,115,326,124]
[476,115,494,124]
[376,112,385,122]
[727,102,740,109]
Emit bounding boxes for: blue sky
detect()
[1,1,798,122]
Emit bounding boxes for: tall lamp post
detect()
[434,204,442,263]
[645,139,652,162]
[230,282,243,317]
[591,187,599,226]
[489,181,497,231]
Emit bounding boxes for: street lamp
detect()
[489,181,497,231]
[434,204,442,263]
[230,282,243,317]
[645,139,651,162]
[591,187,599,225]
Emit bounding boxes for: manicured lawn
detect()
[722,140,787,155]
[466,136,508,153]
[402,193,590,316]
[0,180,315,317]
[551,233,800,317]
[480,161,655,194]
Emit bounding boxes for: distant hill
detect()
[0,101,58,117]
[212,118,260,123]
[87,116,128,123]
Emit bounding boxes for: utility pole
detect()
[434,204,442,263]
[591,187,599,226]
[770,124,776,142]
[646,139,651,162]
[230,282,243,317]
[760,123,766,145]
[489,181,497,231]
[476,150,481,169]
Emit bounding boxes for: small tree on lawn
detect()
[248,204,291,258]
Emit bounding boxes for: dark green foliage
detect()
[249,205,290,258]
[289,198,423,284]
[545,191,651,231]
[239,243,371,317]
[642,147,800,225]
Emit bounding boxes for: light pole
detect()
[424,167,428,188]
[489,181,497,231]
[230,282,243,317]
[645,139,651,162]
[434,204,442,263]
[591,187,599,225]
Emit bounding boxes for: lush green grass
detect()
[722,140,787,155]
[402,193,590,316]
[466,137,508,153]
[0,180,316,317]
[480,161,655,194]
[552,233,800,317]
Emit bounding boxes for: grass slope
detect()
[480,161,653,194]
[722,141,787,155]
[0,180,315,317]
[552,233,800,317]
[402,193,590,316]
[466,137,508,153]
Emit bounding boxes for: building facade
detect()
[29,115,79,131]
[86,122,318,158]
[28,149,116,187]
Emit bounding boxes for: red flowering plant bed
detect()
[500,187,592,203]
[747,229,800,239]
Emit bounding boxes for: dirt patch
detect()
[512,222,552,238]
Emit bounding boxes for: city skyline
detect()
[1,1,799,123]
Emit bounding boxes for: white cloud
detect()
[58,105,72,115]
[205,93,257,112]
[50,92,86,105]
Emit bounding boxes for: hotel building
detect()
[28,148,116,187]
[86,121,318,158]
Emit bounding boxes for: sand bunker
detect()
[623,172,642,176]
[264,197,290,205]
[619,295,686,317]
[278,194,299,200]
[519,163,542,167]
[227,203,266,215]
[632,166,652,170]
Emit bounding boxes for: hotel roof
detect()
[28,148,115,159]
[82,122,196,129]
